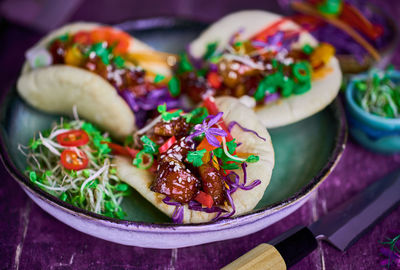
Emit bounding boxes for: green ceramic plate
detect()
[0,18,347,248]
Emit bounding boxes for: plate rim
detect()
[0,16,348,231]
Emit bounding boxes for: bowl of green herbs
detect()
[346,67,400,153]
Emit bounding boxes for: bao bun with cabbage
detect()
[114,97,274,223]
[178,10,342,128]
[17,22,177,139]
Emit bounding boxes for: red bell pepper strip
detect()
[90,27,131,54]
[207,72,222,89]
[159,136,176,153]
[195,191,214,208]
[250,18,289,41]
[339,3,383,40]
[197,136,223,152]
[203,97,233,141]
[291,14,324,32]
[73,31,92,45]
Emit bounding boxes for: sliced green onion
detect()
[133,151,154,169]
[292,62,311,83]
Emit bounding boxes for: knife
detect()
[222,168,400,270]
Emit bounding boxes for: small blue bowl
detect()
[345,71,400,153]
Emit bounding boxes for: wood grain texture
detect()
[221,244,286,270]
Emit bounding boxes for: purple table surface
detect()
[1,1,400,269]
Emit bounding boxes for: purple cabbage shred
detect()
[220,162,261,218]
[121,88,181,128]
[264,92,280,104]
[227,121,267,141]
[162,196,184,224]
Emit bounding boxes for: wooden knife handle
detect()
[222,226,318,270]
[221,243,286,270]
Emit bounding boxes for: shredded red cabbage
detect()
[225,163,261,192]
[162,196,184,223]
[229,28,245,45]
[264,92,280,104]
[209,63,218,72]
[121,88,181,128]
[227,121,266,141]
[220,162,261,218]
[220,190,235,218]
[188,200,226,214]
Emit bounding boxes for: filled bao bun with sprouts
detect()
[177,10,342,128]
[113,97,274,223]
[17,22,177,140]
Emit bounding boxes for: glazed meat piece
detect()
[179,71,211,103]
[198,161,226,205]
[160,137,195,161]
[151,156,200,203]
[148,134,169,146]
[154,118,191,138]
[48,39,67,64]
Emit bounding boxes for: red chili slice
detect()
[60,150,89,171]
[56,130,89,147]
[159,136,176,154]
[195,191,214,208]
[102,141,139,158]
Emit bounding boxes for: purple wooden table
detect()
[0,1,400,269]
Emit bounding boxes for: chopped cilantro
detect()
[246,155,259,163]
[183,107,208,124]
[57,33,70,42]
[187,149,206,167]
[140,136,159,154]
[226,140,238,155]
[113,55,125,68]
[157,103,183,122]
[203,42,218,60]
[157,103,167,114]
[88,42,111,65]
[177,53,194,74]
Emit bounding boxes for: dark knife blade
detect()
[308,168,400,251]
[222,169,400,270]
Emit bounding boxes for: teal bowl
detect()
[345,71,400,153]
